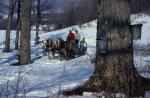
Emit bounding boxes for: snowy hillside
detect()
[131,14,150,49]
[0,14,150,97]
[0,21,97,97]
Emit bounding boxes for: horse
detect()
[44,37,78,60]
[54,38,72,59]
[43,38,55,56]
[64,40,72,58]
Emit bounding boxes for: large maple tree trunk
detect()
[95,0,134,95]
[64,0,150,97]
[19,0,32,65]
[94,0,150,96]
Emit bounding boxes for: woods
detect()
[2,0,32,64]
[0,0,150,97]
[3,0,14,52]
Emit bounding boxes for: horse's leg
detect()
[60,51,66,60]
[59,51,62,58]
[68,50,72,59]
[58,49,62,58]
[67,51,70,59]
[44,46,49,56]
[65,51,69,60]
[43,47,47,56]
[52,48,55,57]
[78,49,81,56]
[64,52,67,59]
[64,50,68,60]
[62,49,67,59]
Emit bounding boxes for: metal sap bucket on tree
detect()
[97,37,108,54]
[130,24,143,40]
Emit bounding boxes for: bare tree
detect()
[15,0,21,50]
[67,0,97,26]
[130,0,150,14]
[62,0,70,26]
[19,0,32,65]
[3,0,15,52]
[35,0,41,44]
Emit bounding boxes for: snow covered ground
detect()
[131,14,150,48]
[131,14,150,79]
[0,21,96,97]
[0,14,149,97]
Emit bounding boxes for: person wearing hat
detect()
[79,37,87,55]
[67,30,75,42]
[74,29,81,44]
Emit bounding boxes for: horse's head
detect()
[46,38,54,48]
[55,39,61,49]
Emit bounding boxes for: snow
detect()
[131,14,150,79]
[0,20,96,97]
[0,14,149,97]
[131,14,150,48]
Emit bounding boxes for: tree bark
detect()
[94,1,150,96]
[63,0,150,97]
[35,0,41,44]
[19,0,32,65]
[3,0,15,52]
[15,0,21,50]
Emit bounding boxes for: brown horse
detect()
[54,38,72,59]
[43,38,56,57]
[43,38,54,51]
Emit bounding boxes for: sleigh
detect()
[43,39,87,60]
